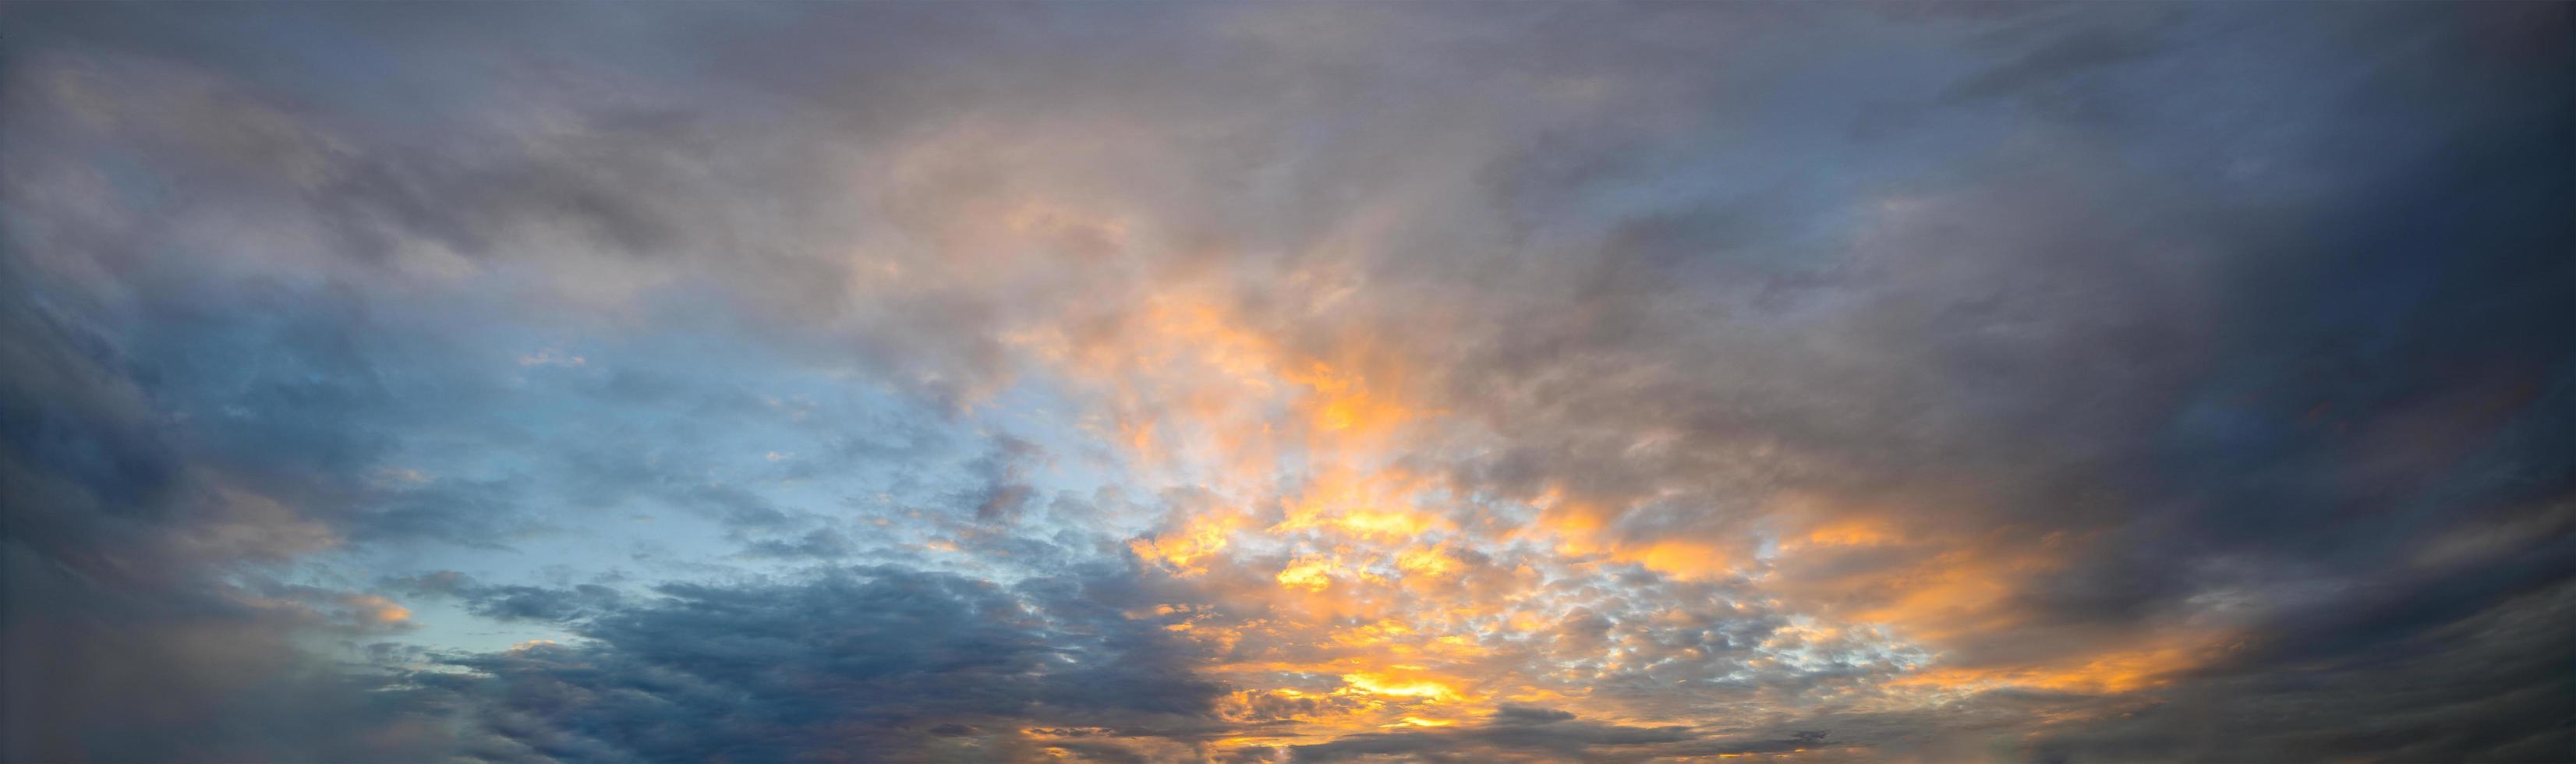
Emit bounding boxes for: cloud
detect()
[1283,706,1801,762]
[417,566,1231,762]
[2,2,2571,762]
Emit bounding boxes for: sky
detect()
[2,3,2571,762]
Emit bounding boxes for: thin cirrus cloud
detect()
[2,2,2570,762]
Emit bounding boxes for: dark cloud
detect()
[0,260,451,761]
[418,566,1230,762]
[2020,577,2576,762]
[1283,706,1713,762]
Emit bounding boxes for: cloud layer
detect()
[4,3,2571,762]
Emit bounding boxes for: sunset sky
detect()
[3,3,2571,762]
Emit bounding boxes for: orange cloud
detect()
[1006,281,2213,748]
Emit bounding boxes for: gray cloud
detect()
[417,566,1231,762]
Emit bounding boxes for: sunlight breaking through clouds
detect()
[3,2,2571,762]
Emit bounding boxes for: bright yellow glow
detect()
[1339,672,1462,702]
[1276,556,1339,591]
[1131,511,1242,572]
